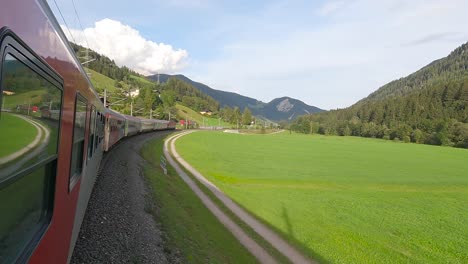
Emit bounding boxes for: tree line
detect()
[291,76,468,148]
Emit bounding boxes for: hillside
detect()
[359,42,468,104]
[149,74,324,121]
[175,104,231,128]
[152,74,262,110]
[72,43,220,119]
[291,41,468,148]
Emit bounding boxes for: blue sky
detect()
[49,0,468,109]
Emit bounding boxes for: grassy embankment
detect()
[140,135,258,263]
[86,68,122,93]
[175,131,468,263]
[176,104,230,128]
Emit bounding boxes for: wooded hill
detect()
[71,43,219,119]
[148,74,324,121]
[291,42,468,148]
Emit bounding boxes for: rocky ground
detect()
[71,131,175,264]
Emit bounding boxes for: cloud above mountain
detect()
[63,18,188,75]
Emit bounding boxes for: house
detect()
[200,109,213,116]
[2,90,15,95]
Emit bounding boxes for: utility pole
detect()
[130,101,133,116]
[185,115,188,130]
[168,111,171,121]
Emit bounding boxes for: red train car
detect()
[0,0,105,263]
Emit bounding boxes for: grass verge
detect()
[140,135,258,264]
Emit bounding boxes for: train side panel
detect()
[0,0,106,263]
[123,114,141,136]
[104,110,125,151]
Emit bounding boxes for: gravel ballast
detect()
[71,131,174,264]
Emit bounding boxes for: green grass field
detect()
[175,131,468,263]
[140,135,258,263]
[0,113,37,158]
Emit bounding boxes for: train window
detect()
[95,112,100,149]
[69,94,87,189]
[87,105,96,160]
[0,34,62,263]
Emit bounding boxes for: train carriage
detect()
[123,114,141,137]
[0,1,175,263]
[104,110,126,151]
[140,118,155,133]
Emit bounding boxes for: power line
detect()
[52,0,77,44]
[70,0,90,50]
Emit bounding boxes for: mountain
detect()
[148,74,324,121]
[259,97,323,121]
[358,42,468,104]
[290,41,468,148]
[153,74,262,110]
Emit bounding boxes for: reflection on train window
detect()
[0,51,61,262]
[87,105,96,160]
[94,112,99,149]
[70,95,87,188]
[0,53,61,172]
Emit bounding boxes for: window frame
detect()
[0,28,63,263]
[87,105,96,161]
[69,93,88,191]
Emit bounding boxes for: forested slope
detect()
[291,42,468,148]
[71,43,220,119]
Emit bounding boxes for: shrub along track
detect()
[165,131,313,264]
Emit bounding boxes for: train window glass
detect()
[94,112,100,150]
[87,105,96,159]
[0,45,61,262]
[0,163,55,263]
[69,94,87,189]
[0,53,62,172]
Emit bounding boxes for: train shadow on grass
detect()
[280,205,330,264]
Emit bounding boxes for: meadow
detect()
[175,131,468,263]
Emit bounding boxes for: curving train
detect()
[0,0,175,263]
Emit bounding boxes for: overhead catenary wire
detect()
[52,0,77,44]
[70,0,90,51]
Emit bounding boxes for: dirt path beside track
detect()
[165,131,314,264]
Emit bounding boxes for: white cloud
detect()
[316,1,345,16]
[64,19,188,75]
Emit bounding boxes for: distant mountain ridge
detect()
[148,74,324,121]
